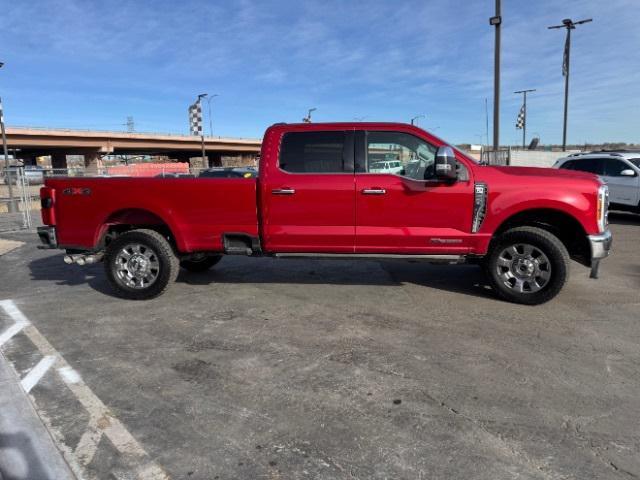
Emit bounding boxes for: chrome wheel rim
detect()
[114,243,160,289]
[496,243,551,294]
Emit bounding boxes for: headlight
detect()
[597,184,609,233]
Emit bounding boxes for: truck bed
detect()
[43,177,259,252]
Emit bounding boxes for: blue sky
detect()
[1,0,638,144]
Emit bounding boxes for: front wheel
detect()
[104,229,179,300]
[485,226,570,305]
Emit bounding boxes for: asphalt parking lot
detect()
[1,212,639,480]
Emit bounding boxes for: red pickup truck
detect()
[37,122,611,304]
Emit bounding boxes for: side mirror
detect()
[620,169,636,177]
[434,146,458,181]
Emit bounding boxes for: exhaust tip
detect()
[63,255,74,264]
[76,256,86,266]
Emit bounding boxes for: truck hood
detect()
[483,165,601,183]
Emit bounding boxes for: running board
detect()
[272,253,465,263]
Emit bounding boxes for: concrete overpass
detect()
[5,127,262,169]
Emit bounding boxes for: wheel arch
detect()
[491,208,590,266]
[95,207,186,252]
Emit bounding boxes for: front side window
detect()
[603,158,635,177]
[279,131,348,173]
[366,131,437,180]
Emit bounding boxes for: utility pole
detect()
[0,62,15,213]
[197,93,208,167]
[548,18,592,151]
[410,114,425,126]
[125,116,134,132]
[489,0,502,151]
[514,89,536,148]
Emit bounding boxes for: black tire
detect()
[180,255,222,272]
[104,229,179,300]
[484,226,570,305]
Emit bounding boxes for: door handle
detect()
[362,188,386,195]
[272,188,296,195]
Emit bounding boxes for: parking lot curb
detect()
[0,351,76,480]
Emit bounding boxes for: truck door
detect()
[601,158,640,207]
[261,129,355,253]
[354,130,474,254]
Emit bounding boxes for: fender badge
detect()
[430,238,463,244]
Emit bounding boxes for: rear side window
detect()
[279,131,348,173]
[559,159,576,170]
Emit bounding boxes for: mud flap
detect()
[589,259,600,279]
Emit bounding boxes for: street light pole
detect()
[203,94,218,137]
[514,89,536,149]
[0,62,15,213]
[548,18,592,151]
[303,108,316,123]
[410,114,425,126]
[490,0,502,151]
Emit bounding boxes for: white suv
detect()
[554,151,640,212]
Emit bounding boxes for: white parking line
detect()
[0,299,170,480]
[21,355,56,393]
[0,299,30,346]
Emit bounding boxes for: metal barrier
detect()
[480,147,511,166]
[43,165,258,178]
[0,167,35,231]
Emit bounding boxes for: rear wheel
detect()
[104,229,178,300]
[180,254,222,272]
[485,226,569,305]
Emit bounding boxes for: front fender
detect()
[482,189,597,236]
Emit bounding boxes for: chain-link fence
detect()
[0,167,36,232]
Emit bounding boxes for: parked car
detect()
[37,122,611,305]
[554,151,640,212]
[3,165,45,185]
[198,167,256,179]
[368,160,403,174]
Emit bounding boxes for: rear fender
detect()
[96,207,187,251]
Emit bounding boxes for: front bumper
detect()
[37,226,58,249]
[587,229,612,278]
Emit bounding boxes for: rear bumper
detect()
[37,226,58,249]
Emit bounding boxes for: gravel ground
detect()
[0,212,638,480]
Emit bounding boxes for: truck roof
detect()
[270,121,424,129]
